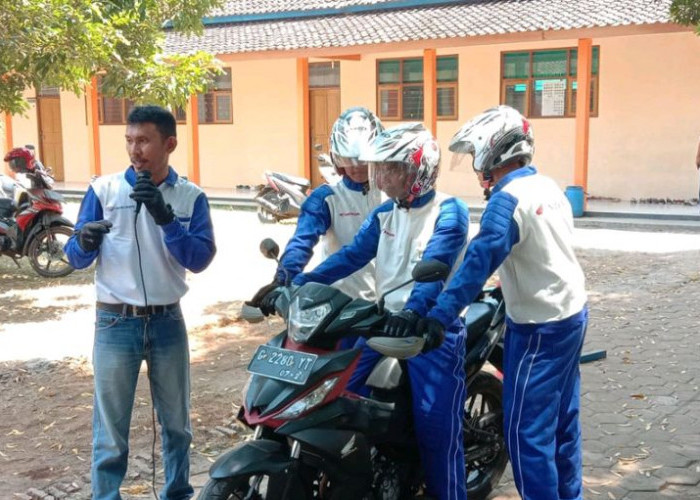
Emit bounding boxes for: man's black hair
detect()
[127,106,177,139]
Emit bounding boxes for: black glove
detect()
[259,287,284,317]
[246,282,280,308]
[416,317,445,353]
[384,309,420,338]
[129,175,175,225]
[77,220,113,252]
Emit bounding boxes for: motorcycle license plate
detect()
[247,345,318,386]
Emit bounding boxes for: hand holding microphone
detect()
[129,170,175,225]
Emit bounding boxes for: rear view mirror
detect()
[259,238,280,260]
[412,259,450,283]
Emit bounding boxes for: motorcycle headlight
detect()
[287,296,332,343]
[276,377,338,419]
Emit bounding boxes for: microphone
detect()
[134,170,152,215]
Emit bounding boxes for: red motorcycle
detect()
[0,146,74,277]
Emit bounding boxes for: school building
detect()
[3,0,700,201]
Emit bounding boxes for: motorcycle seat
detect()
[464,301,497,350]
[271,172,310,188]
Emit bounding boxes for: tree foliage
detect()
[670,0,700,32]
[0,0,223,114]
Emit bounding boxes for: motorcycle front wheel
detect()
[198,472,308,500]
[464,371,508,500]
[27,225,74,278]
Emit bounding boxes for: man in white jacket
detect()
[417,105,588,500]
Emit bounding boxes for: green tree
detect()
[0,0,222,114]
[670,0,700,32]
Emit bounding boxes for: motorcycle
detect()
[0,146,75,278]
[254,154,342,224]
[255,171,310,224]
[200,239,508,500]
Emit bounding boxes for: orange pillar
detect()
[186,95,200,185]
[85,77,102,177]
[423,49,437,137]
[574,38,592,196]
[3,112,13,175]
[297,57,310,179]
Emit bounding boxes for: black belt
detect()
[96,301,179,317]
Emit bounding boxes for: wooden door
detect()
[37,96,64,181]
[309,88,340,188]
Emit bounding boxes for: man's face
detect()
[374,162,409,200]
[125,123,176,183]
[334,156,369,184]
[344,162,369,183]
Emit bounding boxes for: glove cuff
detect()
[154,204,176,225]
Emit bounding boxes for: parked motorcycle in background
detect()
[255,171,310,224]
[200,239,508,500]
[0,146,74,278]
[254,154,342,224]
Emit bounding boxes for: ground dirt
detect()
[1,208,700,499]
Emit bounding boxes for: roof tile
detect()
[166,0,674,55]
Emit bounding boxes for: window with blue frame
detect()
[501,47,599,118]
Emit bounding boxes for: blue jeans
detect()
[91,306,193,500]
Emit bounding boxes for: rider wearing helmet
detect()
[294,122,470,500]
[416,105,588,500]
[251,107,384,312]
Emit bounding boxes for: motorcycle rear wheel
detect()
[27,225,74,278]
[464,371,508,500]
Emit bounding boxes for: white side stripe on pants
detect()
[507,333,541,500]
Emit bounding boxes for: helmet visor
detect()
[332,155,369,183]
[449,150,476,173]
[369,161,417,201]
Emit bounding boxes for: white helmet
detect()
[361,123,440,206]
[449,105,534,180]
[329,107,383,176]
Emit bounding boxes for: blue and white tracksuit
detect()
[428,166,588,500]
[65,166,216,500]
[294,191,470,500]
[276,176,379,301]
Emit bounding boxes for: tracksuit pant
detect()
[503,307,588,500]
[348,330,467,500]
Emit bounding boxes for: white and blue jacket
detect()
[428,166,587,329]
[293,190,469,316]
[277,176,380,301]
[65,167,216,306]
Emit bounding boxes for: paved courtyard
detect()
[1,206,699,499]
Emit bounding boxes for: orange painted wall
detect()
[59,91,91,183]
[198,59,299,188]
[11,90,40,151]
[588,31,700,200]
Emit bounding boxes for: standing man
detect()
[251,107,383,316]
[294,123,470,500]
[415,105,588,500]
[65,105,216,500]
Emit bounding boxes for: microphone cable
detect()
[134,205,159,500]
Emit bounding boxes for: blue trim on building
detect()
[164,0,465,28]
